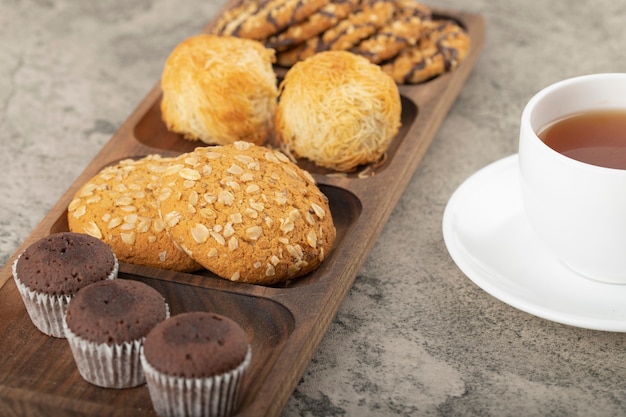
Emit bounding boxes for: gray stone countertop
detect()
[2,0,626,416]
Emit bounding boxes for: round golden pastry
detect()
[275,50,402,172]
[160,34,278,146]
[155,141,336,285]
[68,155,202,272]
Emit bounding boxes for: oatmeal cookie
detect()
[350,0,431,64]
[264,0,360,51]
[68,155,202,272]
[212,0,330,40]
[276,0,396,67]
[155,141,336,285]
[381,19,471,84]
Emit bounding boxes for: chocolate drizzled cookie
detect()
[350,0,431,64]
[264,0,360,51]
[276,0,396,67]
[381,19,471,84]
[212,0,330,40]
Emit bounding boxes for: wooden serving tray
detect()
[0,4,484,416]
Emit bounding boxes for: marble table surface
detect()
[3,0,626,416]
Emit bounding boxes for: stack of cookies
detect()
[210,0,471,84]
[68,142,336,285]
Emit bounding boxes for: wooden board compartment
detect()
[0,5,484,417]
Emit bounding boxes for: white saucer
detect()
[442,154,626,332]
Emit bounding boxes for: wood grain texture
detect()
[0,5,484,416]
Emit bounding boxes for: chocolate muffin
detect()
[12,232,118,338]
[141,312,251,417]
[64,279,169,388]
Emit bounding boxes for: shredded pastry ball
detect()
[160,34,278,145]
[275,50,402,172]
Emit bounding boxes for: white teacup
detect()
[519,73,626,284]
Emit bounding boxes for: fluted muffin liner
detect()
[11,254,119,338]
[64,303,170,389]
[141,346,252,417]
